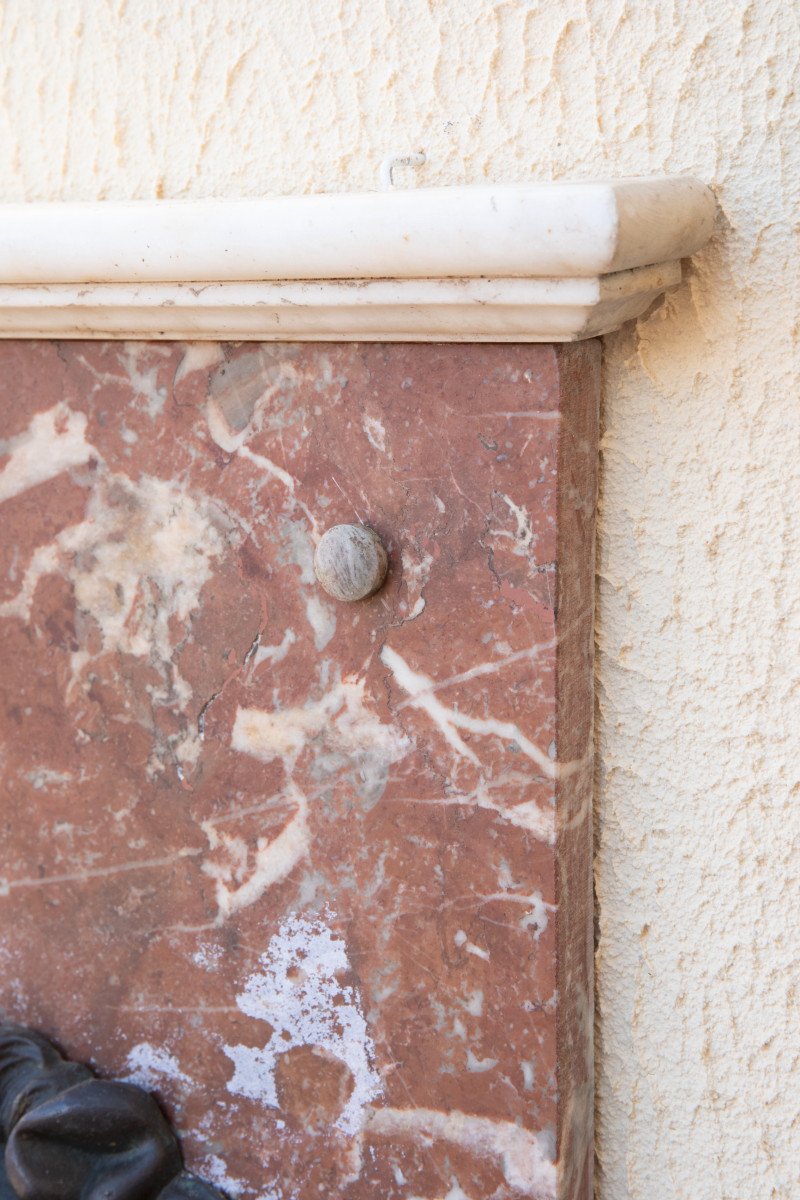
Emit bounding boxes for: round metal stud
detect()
[313,524,388,602]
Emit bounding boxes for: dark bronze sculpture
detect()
[0,1025,226,1199]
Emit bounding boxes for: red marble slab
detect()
[0,340,598,1200]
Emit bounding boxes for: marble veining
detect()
[0,339,597,1199]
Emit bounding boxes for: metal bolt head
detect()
[313,524,388,602]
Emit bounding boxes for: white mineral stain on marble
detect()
[0,470,228,773]
[192,942,224,971]
[74,346,171,420]
[172,728,205,773]
[303,593,336,651]
[495,494,535,555]
[214,680,409,916]
[201,785,309,922]
[23,767,74,791]
[206,400,246,454]
[124,1041,192,1089]
[497,798,554,842]
[366,1107,556,1198]
[381,644,565,778]
[275,515,316,584]
[518,891,554,939]
[362,414,387,453]
[119,346,170,418]
[521,1060,536,1091]
[466,1050,498,1073]
[197,1154,247,1199]
[232,677,410,775]
[478,868,555,939]
[399,548,433,621]
[459,989,483,1018]
[0,403,96,503]
[239,444,296,493]
[223,913,381,1136]
[453,929,489,961]
[173,342,226,386]
[0,473,224,660]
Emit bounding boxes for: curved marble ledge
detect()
[0,177,714,341]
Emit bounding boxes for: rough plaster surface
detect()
[0,2,798,1197]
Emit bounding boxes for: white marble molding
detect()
[0,177,714,341]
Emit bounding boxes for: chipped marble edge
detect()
[0,262,681,342]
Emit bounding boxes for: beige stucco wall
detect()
[1,2,798,1197]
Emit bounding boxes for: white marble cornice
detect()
[0,178,715,341]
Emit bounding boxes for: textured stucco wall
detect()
[1,2,798,1198]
